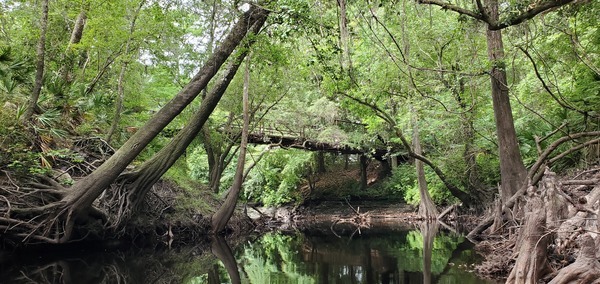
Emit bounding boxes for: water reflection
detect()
[421,221,438,284]
[235,223,499,284]
[1,222,500,283]
[210,236,241,284]
[0,242,214,284]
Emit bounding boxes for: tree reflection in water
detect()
[0,242,215,284]
[236,223,500,283]
[0,224,501,283]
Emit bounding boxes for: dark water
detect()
[0,223,500,283]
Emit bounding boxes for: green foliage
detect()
[244,149,313,206]
[186,146,210,183]
[0,0,596,214]
[164,157,214,215]
[235,229,487,283]
[0,105,82,176]
[239,232,315,284]
[382,164,457,206]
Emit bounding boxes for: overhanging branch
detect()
[418,0,579,30]
[416,0,485,22]
[491,0,576,30]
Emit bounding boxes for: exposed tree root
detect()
[548,234,600,284]
[475,167,600,283]
[506,196,549,284]
[0,138,111,245]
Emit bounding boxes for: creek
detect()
[1,220,500,283]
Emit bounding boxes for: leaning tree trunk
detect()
[99,17,266,227]
[6,7,268,244]
[211,236,241,284]
[59,3,88,84]
[23,0,48,121]
[211,55,251,234]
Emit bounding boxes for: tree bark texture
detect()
[101,17,266,227]
[506,196,549,284]
[69,8,87,46]
[60,3,88,84]
[52,7,268,240]
[360,154,368,190]
[211,55,251,234]
[23,0,49,121]
[482,168,600,283]
[412,106,438,219]
[548,234,600,284]
[485,0,527,204]
[316,152,326,173]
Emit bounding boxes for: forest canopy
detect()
[0,0,598,248]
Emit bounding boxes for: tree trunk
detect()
[69,8,87,46]
[506,196,549,284]
[23,0,48,121]
[202,0,221,193]
[101,18,265,226]
[57,7,268,237]
[359,154,368,190]
[412,106,438,219]
[485,0,527,204]
[378,159,391,178]
[316,152,326,173]
[206,112,237,193]
[337,0,352,73]
[548,234,600,284]
[211,55,251,234]
[60,3,88,84]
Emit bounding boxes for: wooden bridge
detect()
[226,119,398,160]
[246,131,391,159]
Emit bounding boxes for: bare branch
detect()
[418,0,579,30]
[491,0,577,30]
[549,138,600,165]
[530,131,600,184]
[416,0,485,22]
[518,46,592,117]
[562,180,599,186]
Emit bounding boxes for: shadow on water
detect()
[1,221,502,283]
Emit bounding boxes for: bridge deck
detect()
[246,132,392,160]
